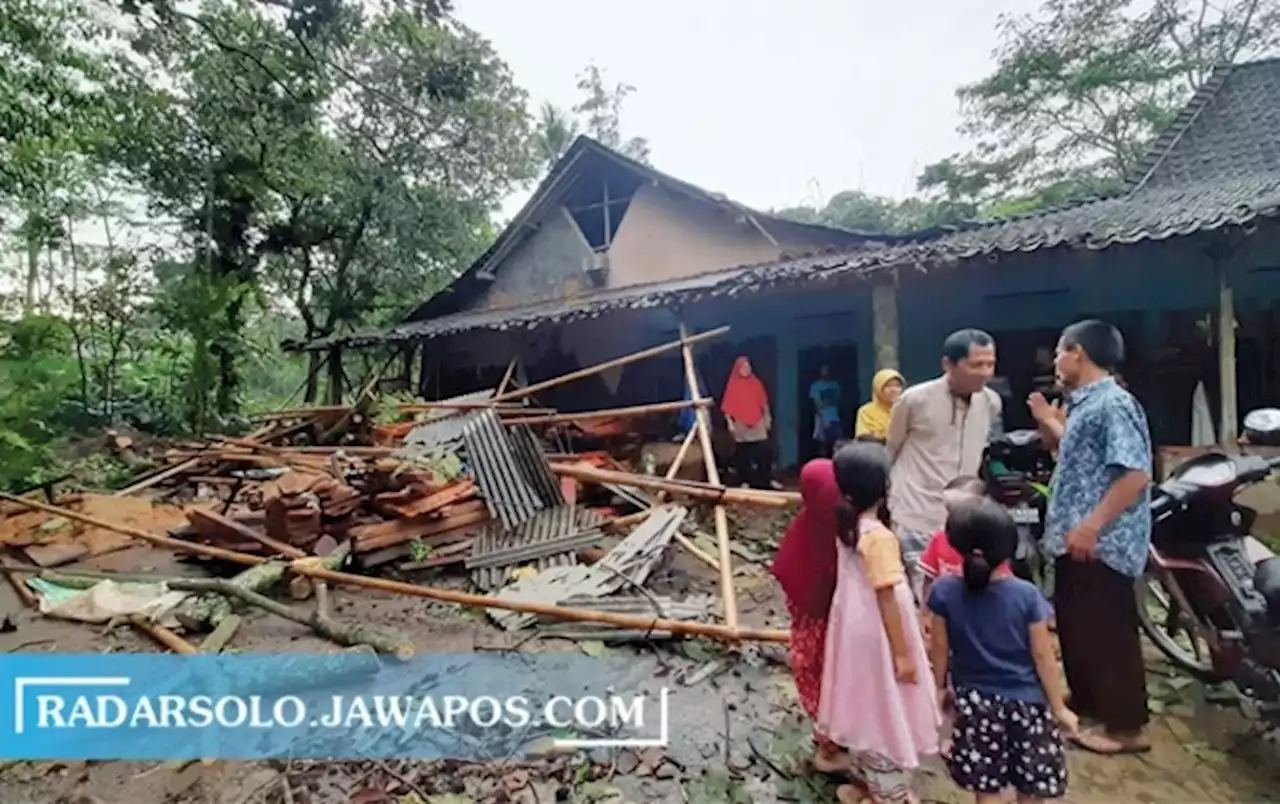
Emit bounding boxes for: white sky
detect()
[454,0,1035,214]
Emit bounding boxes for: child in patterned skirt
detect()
[927,497,1078,803]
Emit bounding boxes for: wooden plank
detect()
[379,480,477,519]
[186,509,306,559]
[200,614,243,654]
[354,506,492,553]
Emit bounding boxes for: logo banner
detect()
[1,653,671,760]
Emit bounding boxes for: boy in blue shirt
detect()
[808,365,843,458]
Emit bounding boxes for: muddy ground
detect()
[2,507,1279,803]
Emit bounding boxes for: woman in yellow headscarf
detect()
[854,369,905,442]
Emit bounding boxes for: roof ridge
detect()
[1123,63,1235,191]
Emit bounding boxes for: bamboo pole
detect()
[0,497,789,645]
[680,324,739,633]
[0,492,268,566]
[503,398,711,427]
[491,326,731,403]
[494,357,519,397]
[0,561,788,645]
[113,425,281,497]
[397,403,555,414]
[291,565,788,644]
[251,405,351,422]
[655,420,721,572]
[131,615,199,654]
[549,463,799,508]
[659,420,701,501]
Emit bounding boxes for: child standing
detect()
[927,497,1077,803]
[918,476,1007,630]
[821,442,940,804]
[771,459,846,773]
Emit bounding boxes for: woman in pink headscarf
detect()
[771,458,846,772]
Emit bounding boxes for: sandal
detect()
[1070,729,1151,755]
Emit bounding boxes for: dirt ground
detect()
[2,509,1280,803]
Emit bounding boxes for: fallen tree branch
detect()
[38,565,413,658]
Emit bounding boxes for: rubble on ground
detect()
[0,369,797,658]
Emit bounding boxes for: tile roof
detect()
[296,59,1280,352]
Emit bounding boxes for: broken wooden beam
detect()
[502,398,712,427]
[187,509,307,559]
[130,614,199,655]
[491,326,730,403]
[200,614,243,654]
[680,323,738,633]
[548,463,799,507]
[292,564,789,644]
[0,492,268,566]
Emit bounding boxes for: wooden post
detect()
[679,324,739,633]
[327,345,344,406]
[872,274,900,370]
[1218,260,1238,449]
[492,326,730,403]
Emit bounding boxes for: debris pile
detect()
[1,325,800,655]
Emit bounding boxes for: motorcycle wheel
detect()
[1136,569,1225,682]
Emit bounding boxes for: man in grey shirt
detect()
[885,329,1001,601]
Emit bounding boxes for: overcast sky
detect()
[454,0,1033,214]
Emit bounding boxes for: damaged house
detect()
[297,57,1280,471]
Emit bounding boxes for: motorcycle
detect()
[981,429,1056,585]
[1139,408,1280,720]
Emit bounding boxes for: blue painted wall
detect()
[678,231,1280,468]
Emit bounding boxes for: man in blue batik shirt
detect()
[1028,319,1152,757]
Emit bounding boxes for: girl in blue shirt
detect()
[927,498,1078,803]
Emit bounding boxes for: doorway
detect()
[797,343,860,463]
[701,336,778,472]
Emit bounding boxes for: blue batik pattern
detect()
[1042,377,1153,578]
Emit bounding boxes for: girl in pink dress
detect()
[821,442,941,804]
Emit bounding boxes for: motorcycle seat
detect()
[1253,556,1280,615]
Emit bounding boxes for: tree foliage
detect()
[919,0,1280,208]
[533,64,650,171]
[0,0,536,487]
[774,190,974,235]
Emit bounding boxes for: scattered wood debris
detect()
[0,324,797,650]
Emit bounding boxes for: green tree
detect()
[573,64,649,163]
[919,0,1280,210]
[534,102,580,170]
[774,189,974,234]
[113,1,534,417]
[0,0,119,313]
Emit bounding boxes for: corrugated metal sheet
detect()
[488,507,687,630]
[463,410,543,529]
[506,424,564,507]
[393,388,496,455]
[537,594,716,641]
[467,505,606,590]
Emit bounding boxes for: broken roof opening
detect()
[562,157,642,252]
